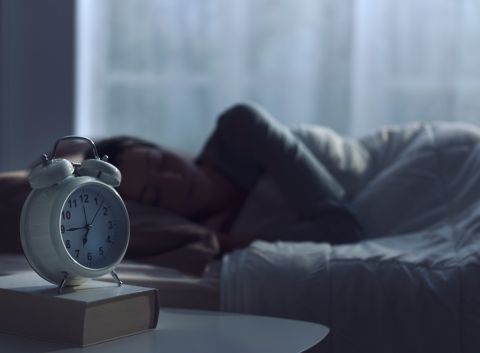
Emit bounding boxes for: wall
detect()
[0,0,74,171]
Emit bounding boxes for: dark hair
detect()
[85,136,158,167]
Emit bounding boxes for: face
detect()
[117,146,213,217]
[60,184,129,269]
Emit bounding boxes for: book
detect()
[0,272,160,346]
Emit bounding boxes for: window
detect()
[76,0,480,154]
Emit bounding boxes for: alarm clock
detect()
[20,136,130,290]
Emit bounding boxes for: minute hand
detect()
[90,201,105,225]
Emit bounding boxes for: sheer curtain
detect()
[76,0,480,153]
[351,0,480,136]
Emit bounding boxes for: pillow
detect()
[0,172,219,276]
[125,202,220,276]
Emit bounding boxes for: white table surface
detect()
[0,308,329,353]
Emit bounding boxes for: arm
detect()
[198,104,365,246]
[197,103,346,218]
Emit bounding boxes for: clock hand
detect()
[83,200,102,247]
[66,226,88,232]
[82,225,91,247]
[82,205,88,225]
[90,200,105,226]
[65,205,91,233]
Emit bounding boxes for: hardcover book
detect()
[0,272,160,346]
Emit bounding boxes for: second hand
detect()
[90,200,105,226]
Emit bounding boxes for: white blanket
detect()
[222,122,480,353]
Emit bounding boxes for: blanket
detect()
[222,121,480,353]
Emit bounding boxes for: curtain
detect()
[76,0,480,153]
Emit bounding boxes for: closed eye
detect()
[146,149,152,168]
[143,150,162,206]
[138,185,148,203]
[139,185,159,206]
[146,149,163,171]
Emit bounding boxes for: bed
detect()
[2,120,480,353]
[220,121,480,353]
[0,254,221,311]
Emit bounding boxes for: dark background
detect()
[0,0,74,171]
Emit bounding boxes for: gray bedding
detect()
[199,103,363,244]
[0,254,220,310]
[223,121,480,353]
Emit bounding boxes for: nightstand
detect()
[0,308,329,352]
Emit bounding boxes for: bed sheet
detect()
[0,254,220,310]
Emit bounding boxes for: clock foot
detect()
[111,270,123,286]
[58,272,69,294]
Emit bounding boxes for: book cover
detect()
[0,272,160,346]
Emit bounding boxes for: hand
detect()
[65,206,90,232]
[66,226,88,232]
[90,200,105,226]
[82,199,102,247]
[82,226,91,247]
[82,205,91,247]
[82,205,88,225]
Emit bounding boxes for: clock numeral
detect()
[108,221,113,229]
[106,236,112,243]
[87,252,92,261]
[99,246,104,256]
[65,240,71,249]
[61,225,65,234]
[103,207,108,216]
[79,194,89,203]
[74,249,80,258]
[68,199,77,208]
[62,211,71,220]
[94,197,99,205]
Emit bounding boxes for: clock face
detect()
[60,184,128,269]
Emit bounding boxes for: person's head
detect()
[90,136,214,218]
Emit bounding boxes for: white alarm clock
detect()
[20,136,130,290]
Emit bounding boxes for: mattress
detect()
[0,254,220,310]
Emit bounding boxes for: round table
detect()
[0,308,329,353]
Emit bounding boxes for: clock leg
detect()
[58,272,69,294]
[111,270,123,286]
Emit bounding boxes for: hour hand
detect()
[66,226,87,232]
[82,227,91,247]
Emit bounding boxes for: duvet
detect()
[222,121,480,353]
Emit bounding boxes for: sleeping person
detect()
[91,103,364,252]
[0,103,364,274]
